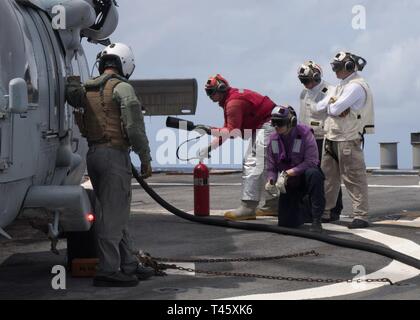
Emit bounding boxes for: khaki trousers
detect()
[321,139,369,219]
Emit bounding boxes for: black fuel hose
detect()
[132,165,420,270]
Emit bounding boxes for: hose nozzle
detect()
[166,116,211,135]
[166,116,197,131]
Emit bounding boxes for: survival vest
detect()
[350,75,375,135]
[75,74,130,149]
[299,80,333,139]
[325,73,374,141]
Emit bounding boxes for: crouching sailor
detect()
[265,106,325,232]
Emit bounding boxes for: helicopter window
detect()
[0,1,39,105]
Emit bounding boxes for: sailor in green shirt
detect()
[66,71,152,170]
[66,43,154,287]
[115,79,153,165]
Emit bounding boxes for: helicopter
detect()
[0,0,197,251]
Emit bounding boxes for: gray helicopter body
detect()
[0,0,197,240]
[0,0,120,238]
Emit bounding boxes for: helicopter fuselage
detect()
[0,0,95,236]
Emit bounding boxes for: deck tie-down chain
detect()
[136,250,397,286]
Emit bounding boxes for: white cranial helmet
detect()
[98,42,135,79]
[297,61,323,83]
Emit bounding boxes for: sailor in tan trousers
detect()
[316,52,374,229]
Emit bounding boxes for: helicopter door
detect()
[27,10,66,137]
[40,12,70,136]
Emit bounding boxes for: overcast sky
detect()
[83,0,420,169]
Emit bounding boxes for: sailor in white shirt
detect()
[298,61,343,221]
[316,52,374,229]
[317,80,366,116]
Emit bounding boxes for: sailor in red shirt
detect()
[198,74,277,220]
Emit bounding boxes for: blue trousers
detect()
[278,167,326,228]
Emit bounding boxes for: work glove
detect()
[275,171,288,194]
[265,180,278,197]
[194,125,212,135]
[196,145,212,160]
[141,162,153,179]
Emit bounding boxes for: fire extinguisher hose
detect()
[131,164,420,270]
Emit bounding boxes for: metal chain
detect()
[136,251,396,286]
[151,250,320,264]
[165,265,395,286]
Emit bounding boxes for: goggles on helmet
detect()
[298,77,312,85]
[271,118,289,128]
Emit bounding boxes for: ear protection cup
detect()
[288,106,298,128]
[217,81,228,92]
[290,115,297,128]
[345,59,356,72]
[312,71,321,83]
[332,52,360,73]
[285,114,297,128]
[308,61,322,83]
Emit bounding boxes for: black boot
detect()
[93,271,139,287]
[348,219,369,229]
[309,218,323,233]
[124,264,155,280]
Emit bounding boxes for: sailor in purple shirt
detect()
[265,106,325,232]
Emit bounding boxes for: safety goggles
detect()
[331,61,344,72]
[298,77,312,85]
[205,88,217,97]
[271,119,289,128]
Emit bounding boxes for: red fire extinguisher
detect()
[194,161,209,216]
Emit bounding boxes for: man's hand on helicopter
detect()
[66,76,81,83]
[65,76,86,108]
[141,162,153,179]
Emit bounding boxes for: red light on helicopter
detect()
[87,213,95,223]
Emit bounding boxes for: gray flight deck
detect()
[0,172,419,300]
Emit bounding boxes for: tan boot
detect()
[256,198,278,217]
[224,200,258,221]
